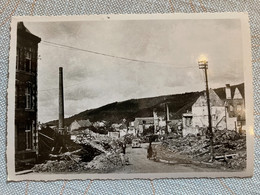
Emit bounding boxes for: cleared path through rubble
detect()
[114,143,221,173]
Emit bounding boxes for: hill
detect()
[46,83,244,126]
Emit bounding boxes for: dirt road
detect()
[114,143,221,173]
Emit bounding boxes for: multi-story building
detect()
[182,83,245,136]
[15,22,41,171]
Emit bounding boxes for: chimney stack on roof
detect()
[225,84,232,100]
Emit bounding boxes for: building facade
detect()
[15,22,41,171]
[182,84,245,137]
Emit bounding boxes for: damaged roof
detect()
[214,83,244,100]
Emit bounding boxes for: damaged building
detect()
[133,108,171,136]
[182,84,245,136]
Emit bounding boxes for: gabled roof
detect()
[193,89,224,107]
[76,119,92,127]
[233,87,243,99]
[214,83,244,100]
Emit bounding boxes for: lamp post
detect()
[198,58,214,162]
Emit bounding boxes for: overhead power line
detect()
[41,40,197,69]
[38,40,205,92]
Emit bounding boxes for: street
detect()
[114,143,221,173]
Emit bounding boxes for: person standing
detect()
[122,142,126,154]
[147,141,153,159]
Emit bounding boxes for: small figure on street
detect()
[147,141,153,159]
[120,141,128,165]
[122,142,126,155]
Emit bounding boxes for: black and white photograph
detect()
[7,13,254,180]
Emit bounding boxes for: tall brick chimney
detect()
[59,67,64,132]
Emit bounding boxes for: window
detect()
[185,117,192,127]
[25,49,32,72]
[25,124,32,150]
[31,51,37,73]
[230,105,233,112]
[25,84,32,109]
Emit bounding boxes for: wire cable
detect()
[41,40,197,69]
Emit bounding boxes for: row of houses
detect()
[55,83,245,140]
[128,84,245,137]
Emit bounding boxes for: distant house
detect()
[111,123,122,131]
[182,84,245,136]
[118,122,127,137]
[133,110,172,135]
[128,122,137,136]
[70,119,92,131]
[134,117,154,134]
[222,84,245,128]
[93,121,106,128]
[109,119,128,137]
[192,89,226,129]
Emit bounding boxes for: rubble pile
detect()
[213,130,246,155]
[157,130,246,170]
[32,150,85,172]
[75,136,112,153]
[32,160,85,172]
[33,134,127,173]
[162,134,210,157]
[84,152,123,172]
[226,152,246,169]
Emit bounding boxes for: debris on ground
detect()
[32,149,85,172]
[33,133,127,173]
[152,129,246,170]
[84,152,124,172]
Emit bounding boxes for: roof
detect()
[76,119,92,127]
[135,117,154,124]
[17,22,41,43]
[17,22,32,33]
[193,89,224,107]
[214,83,244,100]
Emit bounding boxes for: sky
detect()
[24,18,244,123]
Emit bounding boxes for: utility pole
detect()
[198,59,214,161]
[165,103,169,135]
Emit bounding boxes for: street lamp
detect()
[198,57,214,162]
